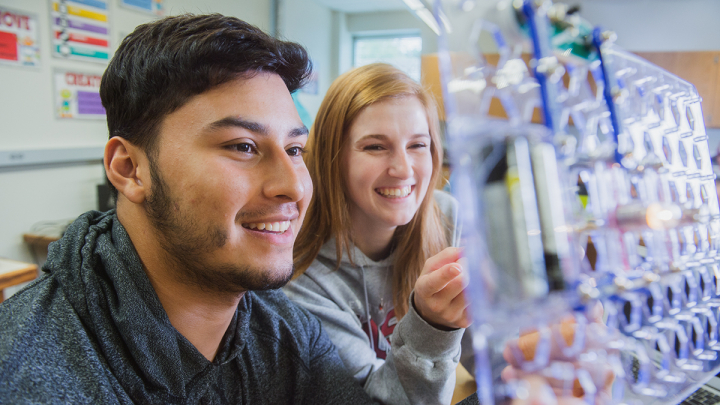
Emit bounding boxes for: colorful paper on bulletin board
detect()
[50,0,110,63]
[54,69,106,119]
[0,7,40,67]
[119,0,164,16]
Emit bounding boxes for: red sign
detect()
[0,31,17,61]
[54,31,108,48]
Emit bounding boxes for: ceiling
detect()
[311,0,407,13]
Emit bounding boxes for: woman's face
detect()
[342,96,434,233]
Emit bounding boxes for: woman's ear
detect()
[104,137,150,204]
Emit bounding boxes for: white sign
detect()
[54,69,106,119]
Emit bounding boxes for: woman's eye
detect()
[363,144,385,151]
[410,143,427,149]
[287,146,306,157]
[227,143,256,153]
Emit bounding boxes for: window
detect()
[353,35,422,82]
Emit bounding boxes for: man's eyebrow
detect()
[206,117,268,135]
[289,126,309,138]
[205,117,308,138]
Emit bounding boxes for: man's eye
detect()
[287,146,306,157]
[228,143,256,153]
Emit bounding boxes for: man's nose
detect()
[263,152,306,202]
[388,150,413,179]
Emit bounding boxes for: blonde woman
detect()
[285,63,468,404]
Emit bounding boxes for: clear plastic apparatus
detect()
[435,0,720,403]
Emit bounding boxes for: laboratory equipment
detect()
[436,1,720,403]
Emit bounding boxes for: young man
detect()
[0,14,376,404]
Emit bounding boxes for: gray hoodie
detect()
[284,190,464,405]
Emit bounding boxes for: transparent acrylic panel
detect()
[436,1,720,403]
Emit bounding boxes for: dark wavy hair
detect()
[100,13,312,196]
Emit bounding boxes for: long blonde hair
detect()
[294,63,449,317]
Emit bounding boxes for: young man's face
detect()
[145,73,311,292]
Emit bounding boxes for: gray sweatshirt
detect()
[284,190,464,405]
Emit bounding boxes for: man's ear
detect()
[104,137,150,204]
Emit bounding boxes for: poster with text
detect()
[54,69,106,119]
[50,0,110,63]
[0,7,40,67]
[119,0,164,16]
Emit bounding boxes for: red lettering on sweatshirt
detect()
[361,309,397,360]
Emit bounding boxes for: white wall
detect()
[577,0,720,52]
[332,9,352,81]
[0,0,271,296]
[277,0,334,117]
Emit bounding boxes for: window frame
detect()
[351,31,423,80]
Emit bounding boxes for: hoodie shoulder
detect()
[0,275,121,403]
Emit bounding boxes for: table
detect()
[0,258,38,303]
[453,363,477,404]
[23,233,61,270]
[23,233,60,252]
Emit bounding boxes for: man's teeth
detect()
[243,221,291,232]
[376,186,412,198]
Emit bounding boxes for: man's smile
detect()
[242,220,291,233]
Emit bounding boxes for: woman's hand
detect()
[412,247,471,330]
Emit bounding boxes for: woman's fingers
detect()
[417,263,463,295]
[419,247,462,276]
[414,263,469,329]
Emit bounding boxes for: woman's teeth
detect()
[376,186,412,198]
[242,221,291,233]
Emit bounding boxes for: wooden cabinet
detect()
[715,56,720,127]
[422,51,720,128]
[421,54,445,120]
[634,51,720,128]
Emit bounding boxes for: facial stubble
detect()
[143,160,295,294]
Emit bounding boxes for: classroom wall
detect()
[577,0,720,52]
[0,0,271,296]
[277,0,334,117]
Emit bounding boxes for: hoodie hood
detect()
[318,237,395,268]
[44,210,248,402]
